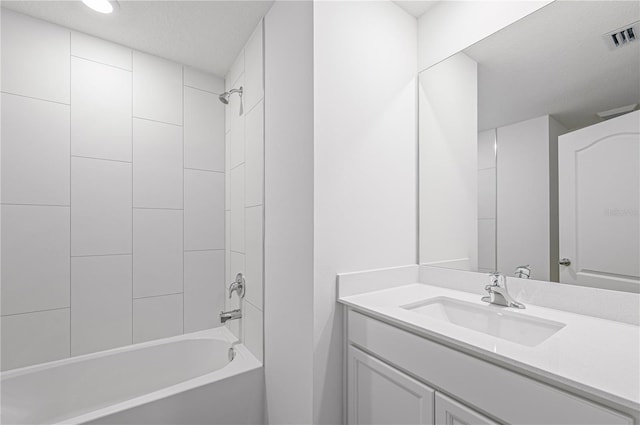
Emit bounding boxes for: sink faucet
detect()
[220,309,242,324]
[482,272,525,309]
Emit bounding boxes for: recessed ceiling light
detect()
[82,0,114,14]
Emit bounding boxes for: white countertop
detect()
[339,282,640,412]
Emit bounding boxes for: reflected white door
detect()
[559,110,640,292]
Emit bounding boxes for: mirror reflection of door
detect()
[558,110,640,293]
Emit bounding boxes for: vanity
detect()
[337,265,640,425]
[340,2,640,423]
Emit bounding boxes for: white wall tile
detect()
[1,309,70,371]
[184,87,225,172]
[243,300,263,362]
[184,170,225,251]
[184,67,224,93]
[71,57,132,162]
[184,250,225,332]
[225,50,244,92]
[225,210,231,282]
[229,252,245,290]
[245,101,264,207]
[229,76,246,169]
[478,168,496,219]
[133,294,183,343]
[71,255,132,356]
[230,165,246,253]
[245,206,263,309]
[71,32,132,70]
[478,219,496,271]
[133,209,183,298]
[1,93,70,205]
[133,119,183,209]
[133,52,183,125]
[1,10,70,103]
[478,128,496,169]
[225,131,231,208]
[244,22,264,111]
[1,205,70,315]
[71,157,132,256]
[225,251,245,338]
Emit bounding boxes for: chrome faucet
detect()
[220,309,242,324]
[481,272,525,309]
[228,273,245,299]
[515,264,531,279]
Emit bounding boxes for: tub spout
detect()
[220,309,242,324]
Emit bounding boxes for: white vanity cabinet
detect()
[346,309,635,425]
[348,345,498,425]
[435,393,499,425]
[348,346,435,424]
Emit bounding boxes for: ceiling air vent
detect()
[604,21,639,49]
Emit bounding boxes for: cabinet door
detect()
[348,346,435,425]
[435,393,498,425]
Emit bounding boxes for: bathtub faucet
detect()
[220,309,242,324]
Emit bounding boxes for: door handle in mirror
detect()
[559,258,572,266]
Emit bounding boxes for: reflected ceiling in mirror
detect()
[467,0,640,132]
[418,1,640,293]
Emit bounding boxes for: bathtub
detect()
[0,327,264,425]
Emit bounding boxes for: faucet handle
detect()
[228,273,246,299]
[488,272,506,288]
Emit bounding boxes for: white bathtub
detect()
[0,327,263,425]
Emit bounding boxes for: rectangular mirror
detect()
[419,0,640,292]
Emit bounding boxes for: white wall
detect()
[478,129,497,272]
[224,20,265,363]
[313,1,417,423]
[264,2,315,424]
[496,115,566,281]
[417,0,553,71]
[419,52,478,270]
[1,9,226,370]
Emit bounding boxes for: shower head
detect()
[218,86,243,115]
[218,93,230,104]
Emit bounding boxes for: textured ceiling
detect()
[1,0,274,78]
[463,0,640,131]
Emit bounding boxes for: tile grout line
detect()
[71,253,132,258]
[133,206,184,211]
[1,203,70,207]
[2,306,71,318]
[0,90,70,106]
[71,54,132,73]
[133,292,184,301]
[131,48,135,344]
[184,248,225,253]
[230,161,246,171]
[244,298,263,313]
[71,155,131,164]
[184,167,225,174]
[183,83,223,96]
[133,115,183,128]
[69,33,73,358]
[182,66,186,335]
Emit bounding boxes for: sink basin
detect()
[401,297,565,347]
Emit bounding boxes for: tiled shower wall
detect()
[224,22,264,362]
[0,10,226,370]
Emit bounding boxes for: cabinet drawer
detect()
[348,310,633,425]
